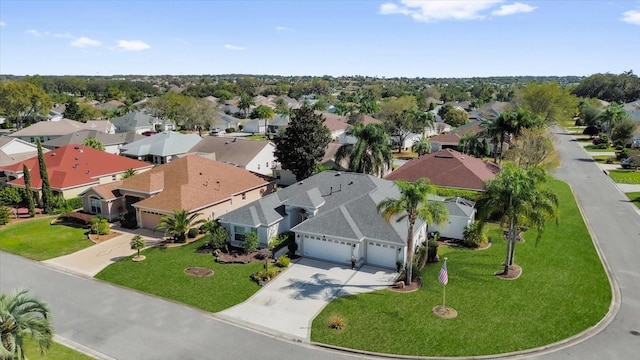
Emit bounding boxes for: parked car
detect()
[621,157,635,169]
[209,128,222,136]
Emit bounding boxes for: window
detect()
[89,197,101,214]
[112,175,117,181]
[257,164,261,170]
[266,162,269,168]
[242,193,246,200]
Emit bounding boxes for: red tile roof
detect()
[4,145,152,190]
[385,149,500,191]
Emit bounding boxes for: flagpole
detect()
[442,282,446,307]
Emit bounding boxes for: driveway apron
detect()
[218,258,397,341]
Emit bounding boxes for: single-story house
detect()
[80,154,276,228]
[386,148,500,192]
[3,144,152,199]
[321,112,383,143]
[42,130,144,154]
[219,171,468,269]
[429,197,476,240]
[242,119,267,134]
[120,131,202,164]
[8,119,115,144]
[188,136,277,175]
[0,137,46,167]
[429,121,486,152]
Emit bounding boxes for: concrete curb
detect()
[54,334,117,360]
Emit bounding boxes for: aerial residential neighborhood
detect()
[1,1,640,360]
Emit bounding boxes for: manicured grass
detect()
[311,180,611,357]
[23,338,94,360]
[96,239,265,312]
[591,155,616,164]
[583,144,615,152]
[608,169,640,184]
[0,217,92,260]
[392,151,418,160]
[626,192,640,209]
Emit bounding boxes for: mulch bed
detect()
[184,267,214,277]
[388,278,422,293]
[495,264,522,280]
[88,231,121,243]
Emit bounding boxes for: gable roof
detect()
[120,131,202,157]
[4,145,152,190]
[110,111,157,130]
[9,119,112,137]
[320,112,382,132]
[219,171,419,245]
[386,149,499,191]
[430,121,485,144]
[114,155,273,212]
[0,138,46,167]
[42,130,143,148]
[188,137,274,168]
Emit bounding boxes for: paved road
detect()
[529,127,640,359]
[0,253,368,360]
[1,126,639,359]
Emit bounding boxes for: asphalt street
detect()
[1,126,639,359]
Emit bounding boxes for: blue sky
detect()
[0,0,638,77]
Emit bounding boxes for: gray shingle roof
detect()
[120,131,202,157]
[42,130,143,148]
[220,171,431,245]
[110,111,158,131]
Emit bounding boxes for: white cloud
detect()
[0,21,6,27]
[621,10,640,25]
[53,32,73,38]
[224,44,246,50]
[275,26,296,32]
[117,40,151,51]
[380,0,534,21]
[71,37,101,47]
[491,2,536,16]
[26,29,43,36]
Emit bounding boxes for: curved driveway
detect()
[1,126,639,359]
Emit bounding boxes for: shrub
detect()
[187,228,199,238]
[119,211,137,229]
[582,125,600,137]
[617,148,631,161]
[434,187,480,202]
[270,231,294,251]
[252,267,280,282]
[244,231,259,253]
[255,249,271,260]
[287,240,299,255]
[225,127,235,133]
[91,217,109,235]
[199,220,218,234]
[0,206,11,225]
[463,222,488,248]
[596,143,609,149]
[605,157,615,164]
[238,124,244,130]
[209,227,229,251]
[328,315,346,330]
[58,212,94,227]
[276,255,290,268]
[65,197,83,210]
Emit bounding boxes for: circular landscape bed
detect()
[184,267,214,278]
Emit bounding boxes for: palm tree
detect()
[130,235,145,259]
[412,136,431,156]
[121,168,136,180]
[83,137,105,151]
[476,164,558,276]
[0,288,53,360]
[377,179,449,284]
[155,209,206,243]
[253,105,275,136]
[597,102,629,136]
[335,122,393,177]
[238,93,255,118]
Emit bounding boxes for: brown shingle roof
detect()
[188,137,273,167]
[385,149,499,191]
[126,155,273,212]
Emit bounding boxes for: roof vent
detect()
[335,172,341,176]
[74,146,80,149]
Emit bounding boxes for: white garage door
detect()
[302,236,352,265]
[367,241,397,269]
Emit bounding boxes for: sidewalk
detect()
[43,226,163,277]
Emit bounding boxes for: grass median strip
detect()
[0,217,92,261]
[608,169,640,184]
[23,339,94,360]
[96,239,264,313]
[311,180,611,356]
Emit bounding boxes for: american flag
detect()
[438,259,448,285]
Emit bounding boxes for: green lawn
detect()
[0,217,93,260]
[311,180,611,357]
[583,144,615,152]
[625,192,640,209]
[608,169,640,184]
[591,155,616,164]
[96,239,265,312]
[23,338,94,360]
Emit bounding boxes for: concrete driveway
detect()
[43,226,162,277]
[218,258,397,341]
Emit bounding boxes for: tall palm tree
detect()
[412,136,431,156]
[155,209,206,243]
[597,102,629,136]
[238,93,255,118]
[476,164,558,276]
[0,288,53,360]
[335,123,393,177]
[377,179,449,284]
[253,105,275,136]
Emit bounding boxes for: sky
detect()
[0,0,639,78]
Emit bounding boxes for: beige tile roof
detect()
[188,137,273,167]
[125,155,273,212]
